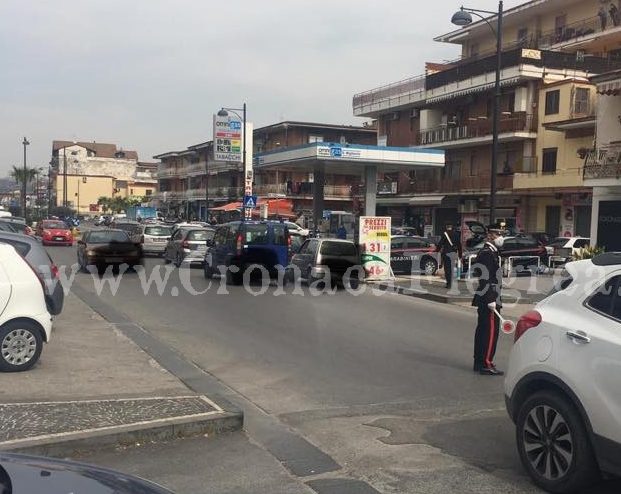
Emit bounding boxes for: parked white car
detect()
[504,253,621,493]
[0,244,53,372]
[548,237,590,265]
[139,224,173,256]
[285,222,310,237]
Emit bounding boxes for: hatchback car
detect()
[164,227,214,267]
[462,235,547,276]
[0,231,64,316]
[390,235,439,275]
[289,238,362,288]
[111,220,142,243]
[204,221,291,285]
[36,219,73,246]
[140,224,173,256]
[505,253,621,493]
[0,244,53,372]
[77,229,143,273]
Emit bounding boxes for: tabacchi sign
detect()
[213,113,243,162]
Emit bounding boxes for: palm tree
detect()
[10,165,37,190]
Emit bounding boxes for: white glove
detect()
[487,302,497,310]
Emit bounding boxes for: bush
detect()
[572,245,604,261]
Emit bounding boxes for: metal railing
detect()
[538,15,615,50]
[398,174,514,195]
[157,167,182,178]
[584,145,621,179]
[419,113,537,145]
[253,183,357,198]
[353,74,426,112]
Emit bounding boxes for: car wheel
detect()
[0,321,43,372]
[421,257,438,276]
[516,390,599,494]
[225,266,242,285]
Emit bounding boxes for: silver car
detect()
[139,224,172,256]
[289,238,362,288]
[164,228,215,267]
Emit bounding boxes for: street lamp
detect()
[451,1,504,226]
[218,103,247,220]
[22,137,30,220]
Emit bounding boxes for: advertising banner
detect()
[359,216,392,280]
[213,113,243,162]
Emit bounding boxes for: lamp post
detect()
[204,148,209,222]
[63,150,68,208]
[22,137,30,220]
[217,103,247,220]
[452,1,503,226]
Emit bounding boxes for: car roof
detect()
[0,231,41,246]
[319,238,355,244]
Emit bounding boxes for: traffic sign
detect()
[243,195,257,208]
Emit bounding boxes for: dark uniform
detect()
[472,241,502,372]
[436,228,462,289]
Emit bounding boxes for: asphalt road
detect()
[46,243,621,494]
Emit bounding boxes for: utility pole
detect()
[22,137,30,220]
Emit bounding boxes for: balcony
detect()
[418,113,538,149]
[584,145,621,185]
[537,15,621,51]
[186,163,207,176]
[514,166,585,190]
[543,102,597,132]
[353,74,426,117]
[157,166,183,179]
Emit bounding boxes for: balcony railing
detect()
[538,16,609,50]
[584,145,621,180]
[186,163,207,176]
[353,74,426,113]
[158,167,183,178]
[419,113,537,145]
[406,174,514,194]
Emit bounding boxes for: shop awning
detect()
[211,202,242,212]
[409,195,445,205]
[210,198,296,218]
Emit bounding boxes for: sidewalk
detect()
[0,294,241,456]
[372,272,558,306]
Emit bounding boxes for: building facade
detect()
[585,68,621,250]
[51,141,156,214]
[353,0,621,238]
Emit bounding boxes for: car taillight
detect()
[514,310,542,342]
[236,233,243,255]
[50,263,59,279]
[182,240,190,249]
[140,235,145,243]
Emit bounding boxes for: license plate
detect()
[54,237,64,241]
[105,258,121,263]
[154,238,167,242]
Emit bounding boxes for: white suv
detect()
[504,253,621,493]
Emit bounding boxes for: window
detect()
[407,239,427,249]
[272,224,287,246]
[391,239,406,250]
[0,239,31,257]
[320,241,357,256]
[517,27,528,45]
[574,239,590,249]
[574,88,590,114]
[469,153,476,176]
[187,230,213,241]
[242,224,268,244]
[130,189,134,195]
[542,148,558,174]
[545,90,560,115]
[145,189,152,196]
[144,226,172,236]
[308,135,324,143]
[587,276,620,319]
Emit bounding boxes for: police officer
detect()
[436,223,462,289]
[472,225,505,376]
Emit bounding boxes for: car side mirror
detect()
[77,240,85,246]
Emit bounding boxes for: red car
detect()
[37,219,73,246]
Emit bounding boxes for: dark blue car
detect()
[203,221,291,285]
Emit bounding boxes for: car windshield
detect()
[144,226,172,236]
[88,231,130,243]
[43,221,68,229]
[320,241,357,256]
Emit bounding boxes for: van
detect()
[203,221,291,284]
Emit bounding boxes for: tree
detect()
[97,196,112,213]
[10,166,37,190]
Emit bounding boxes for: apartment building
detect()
[585,68,621,250]
[154,122,377,221]
[353,0,621,238]
[51,141,156,214]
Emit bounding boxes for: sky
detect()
[0,0,523,175]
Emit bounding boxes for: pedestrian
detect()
[337,224,347,239]
[471,225,506,376]
[286,178,293,195]
[435,223,462,289]
[599,6,608,30]
[610,3,620,26]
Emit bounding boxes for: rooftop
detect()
[52,140,138,160]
